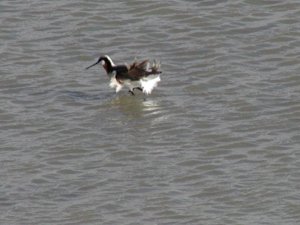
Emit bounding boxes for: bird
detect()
[86,55,161,95]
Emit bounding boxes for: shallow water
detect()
[1,0,300,224]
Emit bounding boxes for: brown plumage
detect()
[118,59,161,81]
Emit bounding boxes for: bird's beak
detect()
[86,59,101,70]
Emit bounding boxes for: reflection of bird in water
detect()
[86,55,162,95]
[109,95,161,120]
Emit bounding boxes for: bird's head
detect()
[86,55,115,73]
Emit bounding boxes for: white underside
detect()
[109,76,123,93]
[109,75,161,95]
[140,75,161,95]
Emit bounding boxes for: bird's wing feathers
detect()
[115,60,162,81]
[127,60,149,80]
[128,60,161,80]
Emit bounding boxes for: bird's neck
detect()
[103,61,115,75]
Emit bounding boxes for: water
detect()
[1,0,300,224]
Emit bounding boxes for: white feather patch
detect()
[109,76,123,93]
[104,55,116,66]
[140,75,161,95]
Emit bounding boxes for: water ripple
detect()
[1,0,300,224]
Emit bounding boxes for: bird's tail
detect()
[149,60,161,74]
[146,60,162,75]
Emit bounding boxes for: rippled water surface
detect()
[1,0,300,224]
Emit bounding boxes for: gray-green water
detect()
[1,0,300,224]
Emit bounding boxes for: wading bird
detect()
[86,55,161,95]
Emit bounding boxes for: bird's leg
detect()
[128,90,135,96]
[133,87,143,92]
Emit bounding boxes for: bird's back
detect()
[123,60,161,80]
